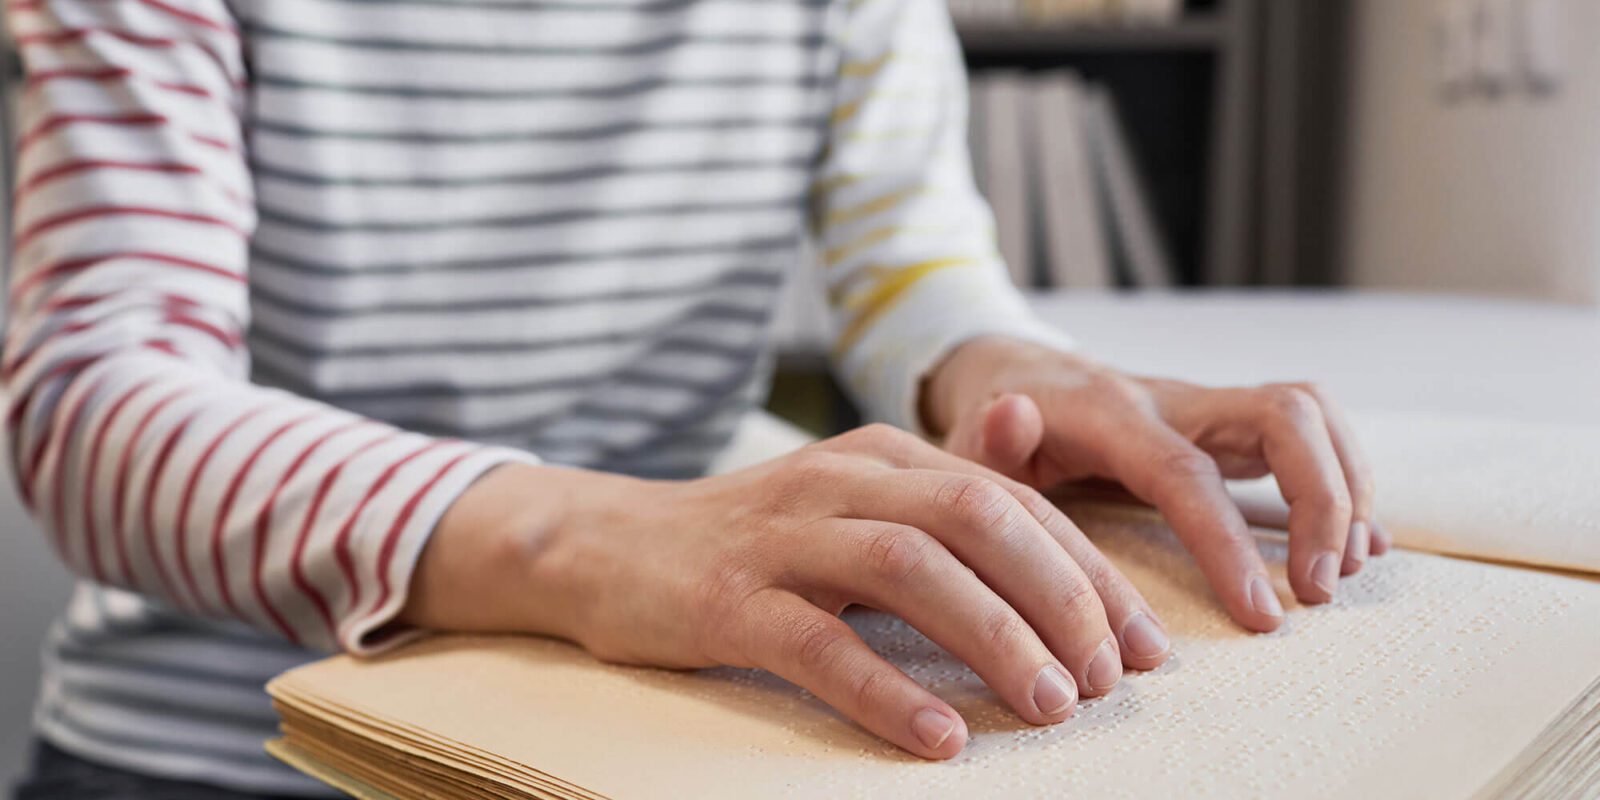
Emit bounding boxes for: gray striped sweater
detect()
[4,0,1069,792]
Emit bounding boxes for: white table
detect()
[747,289,1600,472]
[1025,290,1600,426]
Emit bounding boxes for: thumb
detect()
[943,392,1045,480]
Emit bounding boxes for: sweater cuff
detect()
[339,444,539,655]
[832,262,1076,436]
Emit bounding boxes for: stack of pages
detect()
[268,412,1600,799]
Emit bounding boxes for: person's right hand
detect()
[404,424,1172,760]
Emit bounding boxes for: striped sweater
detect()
[4,0,1070,792]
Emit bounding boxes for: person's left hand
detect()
[922,336,1386,633]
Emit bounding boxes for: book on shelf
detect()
[1029,71,1113,290]
[977,70,1036,287]
[1082,85,1174,287]
[968,69,1173,289]
[966,75,990,203]
[949,0,1185,26]
[267,409,1600,799]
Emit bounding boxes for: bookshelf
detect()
[955,14,1229,55]
[956,0,1348,287]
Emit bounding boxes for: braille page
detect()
[270,503,1600,799]
[1231,411,1600,575]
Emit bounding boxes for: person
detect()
[3,0,1383,795]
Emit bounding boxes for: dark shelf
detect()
[955,14,1229,56]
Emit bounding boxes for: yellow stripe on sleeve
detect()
[833,257,973,352]
[822,186,923,229]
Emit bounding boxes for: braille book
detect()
[267,410,1600,800]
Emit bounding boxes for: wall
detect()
[0,85,74,786]
[1340,0,1600,305]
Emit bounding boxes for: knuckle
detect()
[1154,448,1220,484]
[861,526,935,586]
[1293,381,1331,404]
[1305,484,1355,520]
[1349,472,1377,505]
[782,450,841,487]
[691,556,760,644]
[1090,373,1151,410]
[857,422,905,448]
[1057,574,1101,617]
[1008,483,1051,517]
[788,615,848,673]
[1265,386,1323,427]
[936,476,1014,531]
[979,608,1030,652]
[1072,555,1118,594]
[849,665,892,712]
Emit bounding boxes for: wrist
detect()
[920,335,1039,436]
[400,461,649,640]
[921,336,1102,437]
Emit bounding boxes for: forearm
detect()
[399,462,653,644]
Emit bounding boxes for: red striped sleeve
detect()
[250,418,370,643]
[364,448,476,626]
[13,205,247,250]
[10,357,103,511]
[16,160,209,201]
[11,251,242,307]
[138,405,201,603]
[165,309,243,350]
[5,294,215,381]
[291,431,402,640]
[24,67,215,98]
[43,373,109,563]
[170,402,272,612]
[9,0,238,34]
[15,112,168,155]
[206,411,319,619]
[330,440,453,618]
[14,27,234,75]
[4,0,532,657]
[79,378,159,582]
[111,383,191,593]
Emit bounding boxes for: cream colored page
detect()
[275,504,1600,799]
[1231,411,1600,574]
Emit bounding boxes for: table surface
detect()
[1022,290,1600,426]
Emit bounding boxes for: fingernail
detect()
[1121,612,1171,660]
[1248,575,1284,619]
[1032,664,1076,716]
[1345,522,1370,570]
[911,707,956,750]
[1311,552,1341,597]
[1085,640,1122,692]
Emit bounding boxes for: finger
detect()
[837,469,1123,696]
[943,393,1045,482]
[829,424,1169,674]
[1096,416,1285,633]
[740,588,970,759]
[1251,387,1353,603]
[1344,518,1370,574]
[1369,520,1393,555]
[1290,383,1380,566]
[1033,502,1173,671]
[796,519,1080,721]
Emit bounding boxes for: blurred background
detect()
[2,0,1597,785]
[767,0,1599,433]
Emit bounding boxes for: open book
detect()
[267,412,1600,799]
